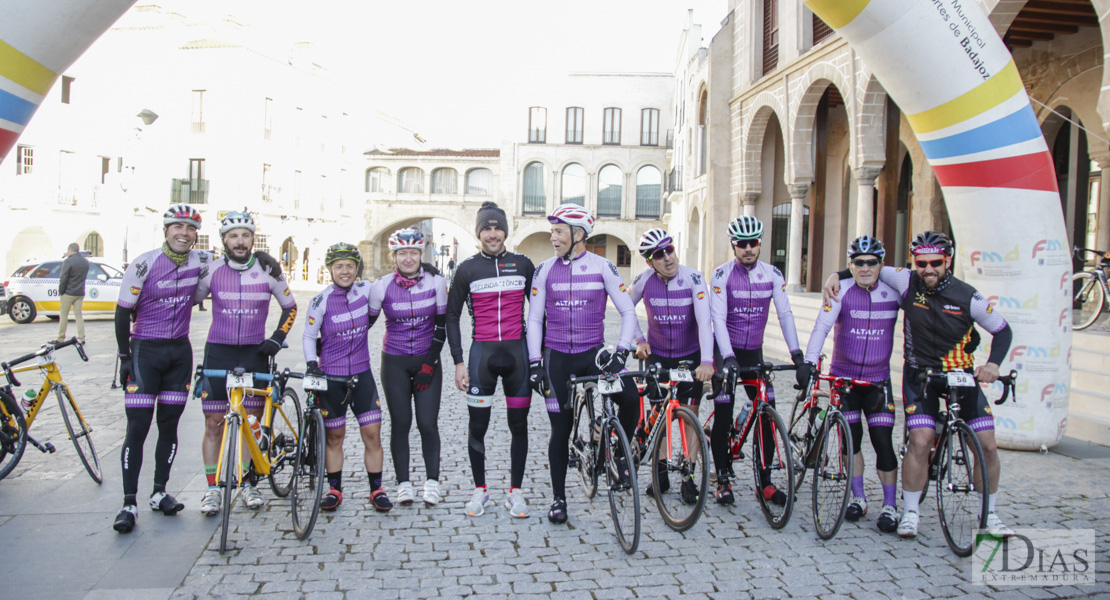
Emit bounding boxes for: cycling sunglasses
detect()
[648,245,676,260]
[914,258,945,268]
[851,258,880,268]
[731,239,760,249]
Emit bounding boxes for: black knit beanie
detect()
[475,201,509,238]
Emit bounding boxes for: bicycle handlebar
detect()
[916,368,1019,405]
[2,337,87,386]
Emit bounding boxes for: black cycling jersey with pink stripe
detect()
[446,250,535,365]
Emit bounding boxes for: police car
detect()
[5,257,124,324]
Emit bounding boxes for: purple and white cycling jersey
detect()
[368,270,447,356]
[804,277,900,382]
[710,259,800,357]
[118,248,210,340]
[194,259,296,345]
[302,281,373,376]
[526,250,637,362]
[630,265,713,363]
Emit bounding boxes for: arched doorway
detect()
[1044,106,1093,249]
[84,232,104,257]
[7,227,54,275]
[895,152,913,268]
[280,237,297,274]
[806,84,849,290]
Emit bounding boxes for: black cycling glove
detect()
[529,361,551,397]
[118,354,134,386]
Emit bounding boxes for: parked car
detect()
[5,258,124,324]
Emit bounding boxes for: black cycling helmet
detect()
[909,230,953,256]
[847,235,885,260]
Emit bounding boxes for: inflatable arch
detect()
[806,0,1071,450]
[1,0,1071,448]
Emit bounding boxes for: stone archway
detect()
[6,226,55,275]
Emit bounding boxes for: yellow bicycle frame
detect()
[214,377,297,485]
[11,354,90,433]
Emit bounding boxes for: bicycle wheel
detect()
[267,387,302,498]
[786,390,816,494]
[219,412,241,554]
[604,418,640,554]
[811,411,853,540]
[751,403,795,529]
[649,405,709,532]
[1072,271,1106,330]
[937,420,989,557]
[54,385,102,484]
[291,407,325,540]
[0,389,28,481]
[570,385,598,499]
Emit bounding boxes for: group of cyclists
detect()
[109,198,1015,542]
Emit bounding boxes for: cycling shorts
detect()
[902,365,994,433]
[200,342,269,414]
[543,345,637,414]
[646,351,704,405]
[125,338,191,409]
[317,367,382,431]
[467,339,531,409]
[841,380,895,429]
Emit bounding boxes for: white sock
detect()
[989,492,997,513]
[903,490,922,513]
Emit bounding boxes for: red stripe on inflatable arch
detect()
[932,152,1058,192]
[0,128,20,163]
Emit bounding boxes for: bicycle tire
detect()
[267,387,302,498]
[1072,271,1106,331]
[219,412,241,554]
[291,407,325,540]
[811,411,852,540]
[54,385,102,484]
[604,418,640,554]
[751,403,795,529]
[571,385,598,499]
[786,390,815,494]
[649,405,709,532]
[0,389,28,481]
[937,420,989,557]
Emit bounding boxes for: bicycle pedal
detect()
[44,442,56,453]
[568,455,580,468]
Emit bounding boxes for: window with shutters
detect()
[813,13,833,45]
[762,0,779,76]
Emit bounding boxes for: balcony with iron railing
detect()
[664,168,683,194]
[171,178,209,204]
[522,193,546,216]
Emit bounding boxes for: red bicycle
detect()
[701,362,796,529]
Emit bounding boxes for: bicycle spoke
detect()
[812,413,852,540]
[650,406,709,532]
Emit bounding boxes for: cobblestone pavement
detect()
[0,290,1107,599]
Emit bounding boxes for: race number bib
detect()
[226,373,253,389]
[670,368,693,383]
[946,372,976,388]
[597,376,624,395]
[304,375,328,392]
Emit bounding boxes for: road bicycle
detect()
[627,360,710,532]
[786,356,875,540]
[0,337,99,483]
[567,351,640,554]
[1071,246,1110,330]
[196,361,303,553]
[702,362,797,529]
[900,368,1017,557]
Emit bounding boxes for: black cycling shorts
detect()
[645,351,704,405]
[317,367,381,431]
[125,338,192,409]
[841,380,895,429]
[200,342,269,414]
[902,365,994,434]
[467,339,531,409]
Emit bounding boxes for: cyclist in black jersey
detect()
[447,202,536,517]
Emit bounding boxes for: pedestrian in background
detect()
[56,242,89,343]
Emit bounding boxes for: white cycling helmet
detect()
[547,203,596,237]
[388,228,426,252]
[219,210,255,235]
[163,204,202,229]
[727,215,763,241]
[638,228,674,259]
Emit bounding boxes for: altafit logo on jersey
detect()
[849,328,885,336]
[554,300,587,308]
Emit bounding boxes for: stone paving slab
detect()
[0,291,1107,598]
